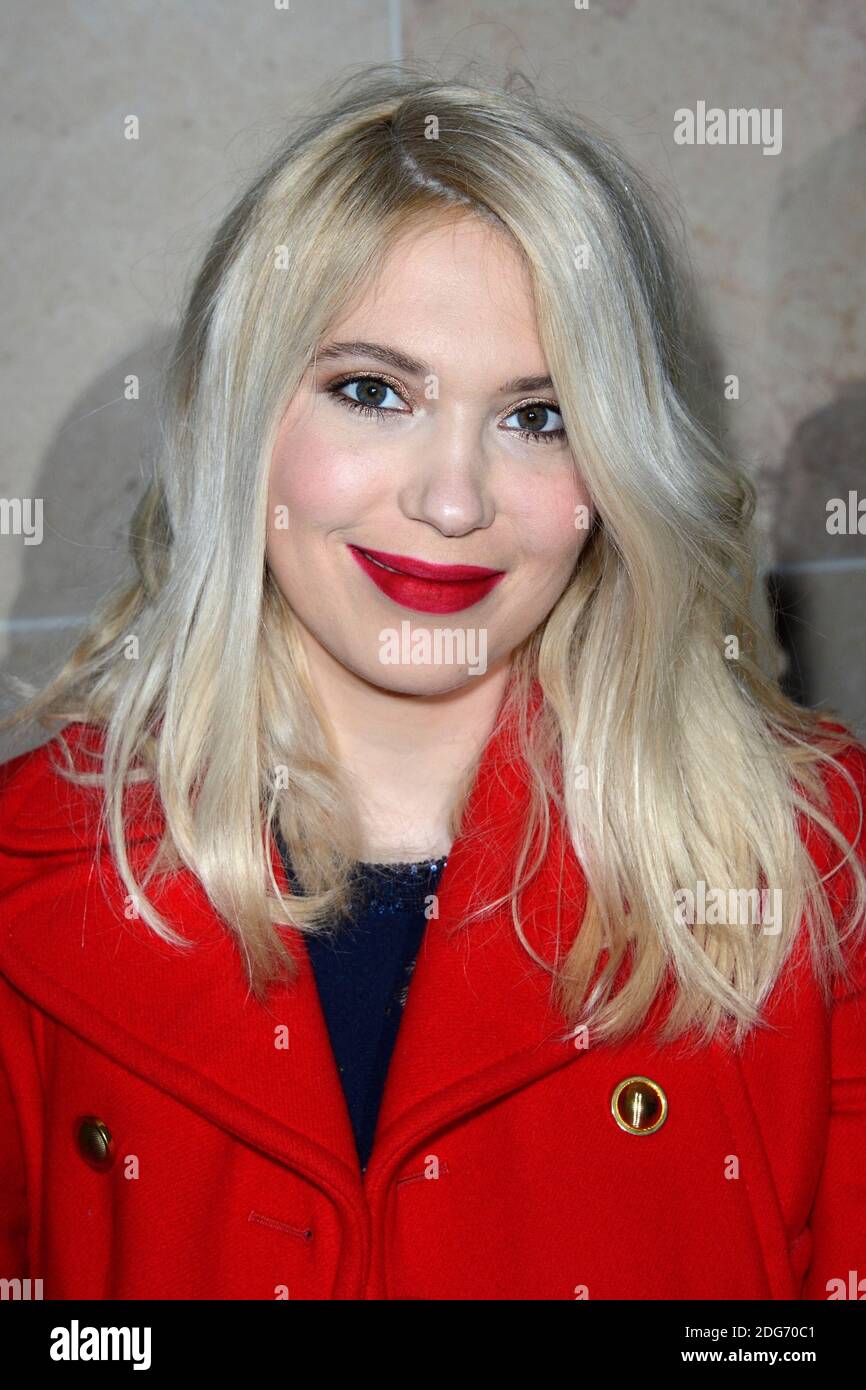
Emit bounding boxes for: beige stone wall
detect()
[2,0,863,756]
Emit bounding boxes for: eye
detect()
[326,374,409,418]
[501,401,566,445]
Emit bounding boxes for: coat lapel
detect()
[0,694,589,1198]
[366,713,590,1183]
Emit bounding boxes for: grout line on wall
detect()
[0,615,91,633]
[388,0,402,61]
[762,558,866,576]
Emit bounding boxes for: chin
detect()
[353,659,488,697]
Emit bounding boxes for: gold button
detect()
[75,1116,115,1170]
[611,1076,668,1135]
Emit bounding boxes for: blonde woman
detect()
[0,65,864,1302]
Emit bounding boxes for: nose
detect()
[396,408,496,537]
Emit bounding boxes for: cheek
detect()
[511,468,594,565]
[268,424,377,528]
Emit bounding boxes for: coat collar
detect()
[0,690,589,1203]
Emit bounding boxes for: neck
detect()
[295,629,512,862]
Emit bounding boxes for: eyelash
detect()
[325,373,567,445]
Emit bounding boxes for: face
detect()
[266,210,594,693]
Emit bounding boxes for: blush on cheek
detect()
[558,474,594,543]
[268,436,379,527]
[513,475,593,557]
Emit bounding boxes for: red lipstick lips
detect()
[348,544,505,614]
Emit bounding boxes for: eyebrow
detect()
[315,339,554,396]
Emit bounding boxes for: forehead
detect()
[325,210,542,350]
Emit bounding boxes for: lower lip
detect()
[348,546,505,613]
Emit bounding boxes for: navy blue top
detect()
[275,830,448,1172]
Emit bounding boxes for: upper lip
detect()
[349,545,505,582]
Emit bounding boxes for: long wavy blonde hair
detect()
[3,62,864,1047]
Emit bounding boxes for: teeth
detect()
[364,552,404,575]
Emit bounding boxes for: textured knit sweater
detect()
[275,831,448,1172]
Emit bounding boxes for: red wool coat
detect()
[1,714,865,1301]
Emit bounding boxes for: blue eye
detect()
[327,375,409,416]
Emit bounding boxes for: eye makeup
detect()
[323,372,567,445]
